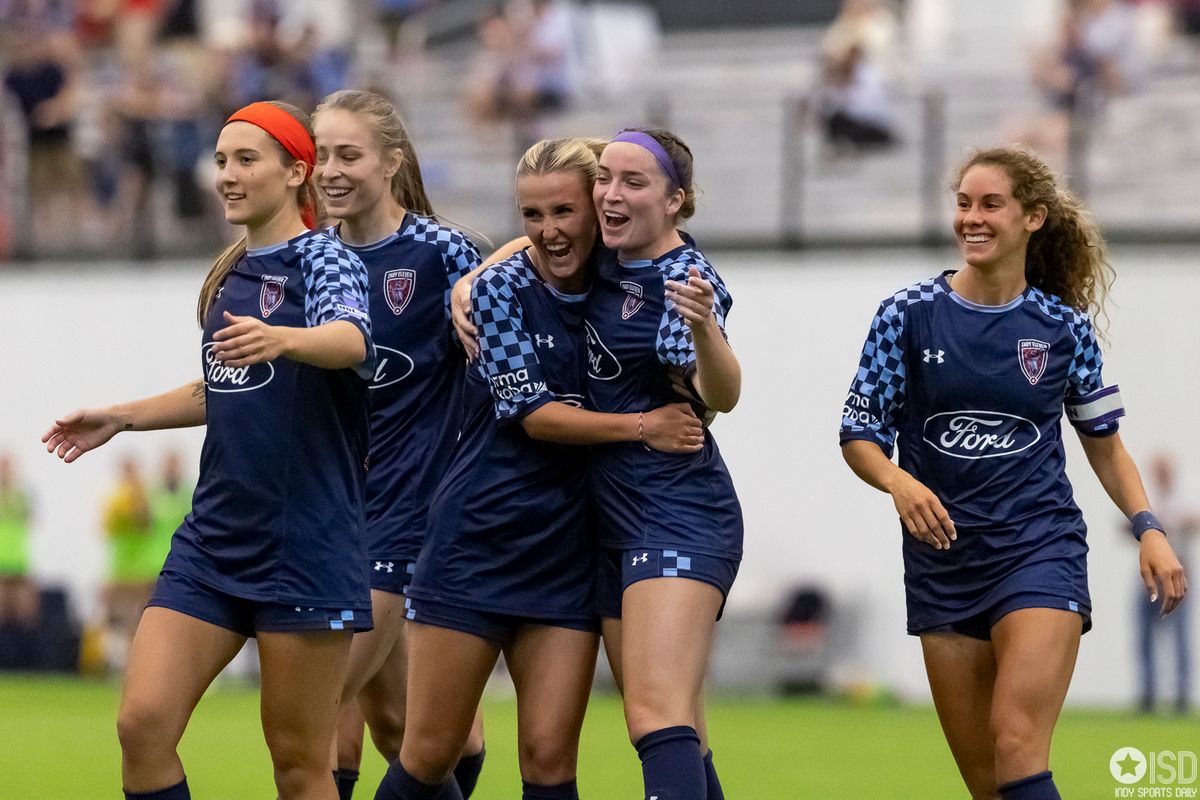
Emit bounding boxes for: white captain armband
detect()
[1064,385,1125,435]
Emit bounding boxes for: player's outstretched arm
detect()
[1078,430,1188,615]
[212,311,366,370]
[665,266,740,413]
[521,401,703,454]
[42,379,208,463]
[841,439,957,550]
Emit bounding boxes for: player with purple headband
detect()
[587,126,743,800]
[840,146,1187,800]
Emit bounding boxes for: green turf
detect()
[0,675,1195,798]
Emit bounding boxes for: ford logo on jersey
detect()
[921,411,1041,459]
[201,342,275,393]
[370,346,415,389]
[585,321,621,381]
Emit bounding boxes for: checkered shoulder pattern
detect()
[839,278,943,455]
[1028,286,1117,433]
[403,214,483,321]
[295,232,375,380]
[655,246,733,368]
[470,257,555,422]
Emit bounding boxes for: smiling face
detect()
[517,169,597,294]
[314,108,400,223]
[593,141,683,260]
[954,163,1046,272]
[213,121,304,230]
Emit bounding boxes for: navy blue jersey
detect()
[585,242,743,559]
[840,271,1125,629]
[165,231,375,607]
[408,251,594,619]
[334,214,481,562]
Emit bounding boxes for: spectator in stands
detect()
[1033,0,1139,113]
[0,454,38,639]
[1132,453,1195,714]
[463,4,522,125]
[817,0,901,152]
[101,455,154,671]
[2,18,91,254]
[145,449,192,584]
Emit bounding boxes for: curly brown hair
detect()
[954,147,1113,323]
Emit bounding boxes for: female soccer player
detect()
[840,146,1188,800]
[374,137,705,800]
[42,100,375,800]
[311,88,485,800]
[586,127,743,800]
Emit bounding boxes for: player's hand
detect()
[451,276,480,361]
[665,266,716,330]
[665,366,718,427]
[1139,530,1188,616]
[211,311,288,367]
[641,403,704,454]
[41,408,122,463]
[888,471,957,550]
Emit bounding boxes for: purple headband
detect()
[611,130,682,189]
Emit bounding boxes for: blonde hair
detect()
[954,147,1113,321]
[313,89,436,217]
[516,137,606,186]
[197,101,321,326]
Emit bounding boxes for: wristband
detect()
[1130,510,1164,542]
[638,412,644,443]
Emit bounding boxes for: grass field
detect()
[1,675,1195,798]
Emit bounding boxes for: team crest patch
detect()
[260,275,288,317]
[1018,338,1050,385]
[384,269,416,316]
[620,281,644,320]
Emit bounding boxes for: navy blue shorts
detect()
[404,596,599,647]
[595,547,739,621]
[914,592,1092,641]
[148,569,373,638]
[368,558,416,595]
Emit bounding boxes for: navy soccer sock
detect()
[334,767,360,800]
[453,748,486,798]
[521,778,579,799]
[375,760,465,800]
[124,777,190,800]
[635,725,706,800]
[998,771,1061,800]
[703,749,725,800]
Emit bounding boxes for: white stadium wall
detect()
[3,244,1197,706]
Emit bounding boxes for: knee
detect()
[990,712,1041,765]
[267,734,328,796]
[622,690,694,745]
[518,732,577,785]
[116,698,180,759]
[400,733,460,783]
[365,706,407,760]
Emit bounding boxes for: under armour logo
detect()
[534,334,554,349]
[631,552,649,566]
[373,561,395,573]
[923,349,945,364]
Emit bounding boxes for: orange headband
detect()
[225,102,317,229]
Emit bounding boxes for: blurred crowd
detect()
[3,0,1200,260]
[0,0,607,259]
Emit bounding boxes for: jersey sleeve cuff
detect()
[496,392,555,425]
[838,429,895,458]
[1065,385,1125,434]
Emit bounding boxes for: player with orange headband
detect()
[42,100,377,800]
